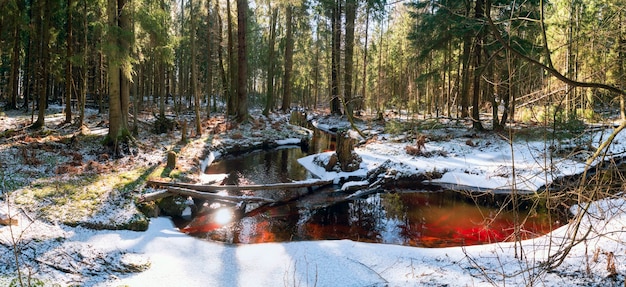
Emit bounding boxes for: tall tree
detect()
[205,0,215,116]
[105,0,133,148]
[343,0,357,117]
[263,6,278,116]
[360,4,371,116]
[617,9,626,120]
[226,0,236,115]
[281,5,294,112]
[32,0,54,129]
[471,0,485,130]
[235,0,248,122]
[190,0,202,135]
[65,0,74,123]
[6,0,22,110]
[77,0,88,126]
[330,0,342,115]
[215,0,229,111]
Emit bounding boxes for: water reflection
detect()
[206,147,312,185]
[180,189,566,248]
[192,140,566,248]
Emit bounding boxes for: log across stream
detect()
[156,146,570,248]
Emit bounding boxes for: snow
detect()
[11,194,621,287]
[275,138,303,145]
[3,109,626,286]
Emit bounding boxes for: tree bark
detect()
[235,0,248,122]
[78,0,88,127]
[226,0,236,116]
[330,0,342,115]
[206,0,214,116]
[263,7,278,116]
[344,0,356,117]
[32,0,52,129]
[65,0,73,124]
[360,6,370,116]
[105,0,132,149]
[472,0,484,130]
[147,179,333,192]
[8,18,20,110]
[619,10,626,120]
[281,5,294,112]
[190,0,202,135]
[216,0,229,110]
[459,1,472,119]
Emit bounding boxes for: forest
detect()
[1,0,625,134]
[3,0,626,286]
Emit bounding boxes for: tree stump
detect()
[166,151,177,170]
[181,121,188,143]
[336,131,362,172]
[325,153,339,171]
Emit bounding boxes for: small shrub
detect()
[384,120,408,135]
[152,115,176,134]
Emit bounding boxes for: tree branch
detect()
[485,13,626,98]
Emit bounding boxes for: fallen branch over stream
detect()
[138,189,172,202]
[167,187,276,203]
[147,179,334,192]
[140,179,333,207]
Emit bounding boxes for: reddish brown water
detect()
[179,189,566,247]
[182,147,567,248]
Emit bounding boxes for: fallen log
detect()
[167,187,276,203]
[147,181,220,192]
[148,179,334,192]
[138,189,172,202]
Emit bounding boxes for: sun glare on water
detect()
[214,208,233,225]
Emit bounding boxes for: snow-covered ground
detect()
[2,109,626,286]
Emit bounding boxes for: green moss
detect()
[122,213,150,231]
[14,166,157,229]
[137,201,160,217]
[157,196,187,217]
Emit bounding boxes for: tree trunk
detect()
[235,0,248,122]
[216,0,229,110]
[330,0,342,115]
[8,19,20,110]
[459,2,472,118]
[263,7,278,116]
[226,0,236,116]
[617,10,626,120]
[65,0,73,124]
[32,0,52,129]
[23,4,34,110]
[360,6,370,116]
[313,17,320,110]
[105,0,132,148]
[281,5,294,112]
[78,0,88,127]
[190,0,202,135]
[344,0,356,117]
[472,0,484,130]
[206,0,214,116]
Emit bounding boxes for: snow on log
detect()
[167,187,276,203]
[147,180,220,193]
[138,189,172,202]
[148,179,333,192]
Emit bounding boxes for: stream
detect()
[175,133,568,248]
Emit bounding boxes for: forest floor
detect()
[1,105,626,286]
